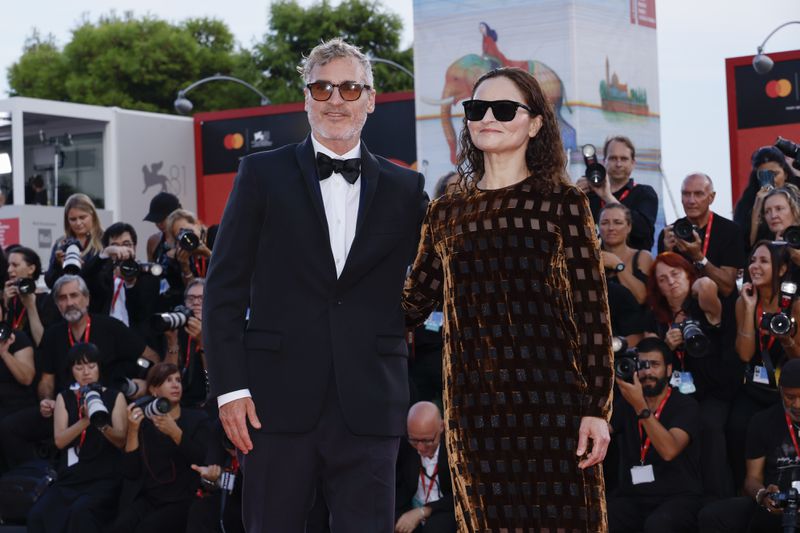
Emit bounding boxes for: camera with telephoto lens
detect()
[761,282,799,336]
[60,238,83,275]
[150,305,193,333]
[775,136,800,171]
[113,357,154,399]
[78,383,109,429]
[15,278,36,295]
[131,395,171,419]
[769,486,799,532]
[676,320,710,358]
[673,218,699,242]
[177,228,200,252]
[612,337,650,383]
[582,144,607,186]
[117,259,164,282]
[783,226,800,248]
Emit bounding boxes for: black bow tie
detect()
[316,152,361,184]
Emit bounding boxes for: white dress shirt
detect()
[413,445,443,506]
[109,277,129,326]
[217,135,362,408]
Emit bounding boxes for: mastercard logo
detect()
[766,79,792,98]
[223,133,244,150]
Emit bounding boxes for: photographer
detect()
[645,252,739,497]
[729,240,800,490]
[96,223,161,346]
[162,279,207,408]
[4,245,60,346]
[44,193,105,291]
[159,209,211,310]
[599,203,653,305]
[756,185,800,244]
[734,146,799,251]
[0,275,158,468]
[108,363,209,533]
[143,192,181,263]
[27,343,127,533]
[608,338,702,533]
[699,358,800,533]
[659,173,745,297]
[576,135,659,250]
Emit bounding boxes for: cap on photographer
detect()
[658,173,746,297]
[576,135,659,251]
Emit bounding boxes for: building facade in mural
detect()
[600,57,649,116]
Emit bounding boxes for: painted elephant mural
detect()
[431,53,577,164]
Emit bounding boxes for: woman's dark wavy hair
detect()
[456,68,568,192]
[743,239,791,299]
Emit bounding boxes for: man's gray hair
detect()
[184,277,205,300]
[297,38,374,86]
[52,274,89,300]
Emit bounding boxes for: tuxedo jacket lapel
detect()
[295,136,329,236]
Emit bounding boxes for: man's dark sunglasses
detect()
[306,81,371,102]
[462,99,533,122]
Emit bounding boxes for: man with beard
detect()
[0,275,158,468]
[607,337,703,533]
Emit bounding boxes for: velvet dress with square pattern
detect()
[403,178,613,532]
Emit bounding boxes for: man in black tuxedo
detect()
[203,38,428,532]
[395,402,456,533]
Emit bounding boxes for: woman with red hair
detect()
[644,252,736,498]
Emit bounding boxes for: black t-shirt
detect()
[588,179,658,251]
[611,387,702,498]
[39,313,147,393]
[0,329,35,407]
[657,212,746,271]
[747,402,800,490]
[7,294,61,347]
[607,281,645,336]
[178,330,207,408]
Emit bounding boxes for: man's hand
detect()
[39,398,55,418]
[219,397,262,454]
[394,509,424,533]
[575,176,591,194]
[615,372,647,414]
[576,416,611,469]
[761,484,783,513]
[185,316,202,344]
[674,229,704,262]
[191,464,222,482]
[103,245,134,262]
[662,225,678,251]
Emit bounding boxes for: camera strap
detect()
[110,276,125,311]
[11,298,25,330]
[638,387,672,464]
[701,212,714,257]
[67,315,92,347]
[74,391,87,452]
[600,181,636,208]
[193,257,207,278]
[785,413,800,460]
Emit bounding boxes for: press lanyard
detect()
[75,391,87,451]
[11,298,26,330]
[109,277,124,311]
[184,340,193,372]
[756,302,777,353]
[68,316,92,347]
[786,413,800,460]
[701,212,714,257]
[419,464,439,503]
[638,387,672,464]
[193,257,207,278]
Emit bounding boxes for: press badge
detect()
[424,311,444,332]
[67,447,79,467]
[678,372,696,394]
[753,365,770,385]
[220,471,236,493]
[631,465,655,484]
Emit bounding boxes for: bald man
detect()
[394,402,455,533]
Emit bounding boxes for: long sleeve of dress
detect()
[559,187,614,421]
[402,204,444,328]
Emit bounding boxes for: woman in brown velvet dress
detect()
[403,68,614,532]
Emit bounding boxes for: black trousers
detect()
[608,494,703,533]
[698,495,787,533]
[698,395,734,499]
[240,380,400,533]
[727,389,773,491]
[108,497,192,533]
[0,405,52,468]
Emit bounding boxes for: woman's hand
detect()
[54,249,65,267]
[0,333,16,358]
[127,403,144,431]
[741,282,757,309]
[3,280,18,305]
[152,414,182,443]
[664,327,684,350]
[600,251,622,270]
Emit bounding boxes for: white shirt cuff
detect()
[217,389,252,408]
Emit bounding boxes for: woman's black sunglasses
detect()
[306,80,371,102]
[462,99,533,122]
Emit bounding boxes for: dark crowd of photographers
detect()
[3,134,800,533]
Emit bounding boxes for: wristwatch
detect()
[637,408,652,420]
[695,256,709,271]
[615,262,625,273]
